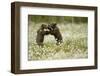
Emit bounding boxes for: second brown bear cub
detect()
[48,23,63,45]
[36,23,63,46]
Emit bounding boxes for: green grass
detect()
[28,22,88,61]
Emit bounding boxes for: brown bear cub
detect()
[48,23,63,45]
[36,24,50,46]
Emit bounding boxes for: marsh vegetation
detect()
[28,15,88,60]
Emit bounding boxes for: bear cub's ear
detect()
[41,24,47,29]
[51,23,57,28]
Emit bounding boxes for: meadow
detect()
[28,15,88,61]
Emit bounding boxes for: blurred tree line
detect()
[28,15,88,24]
